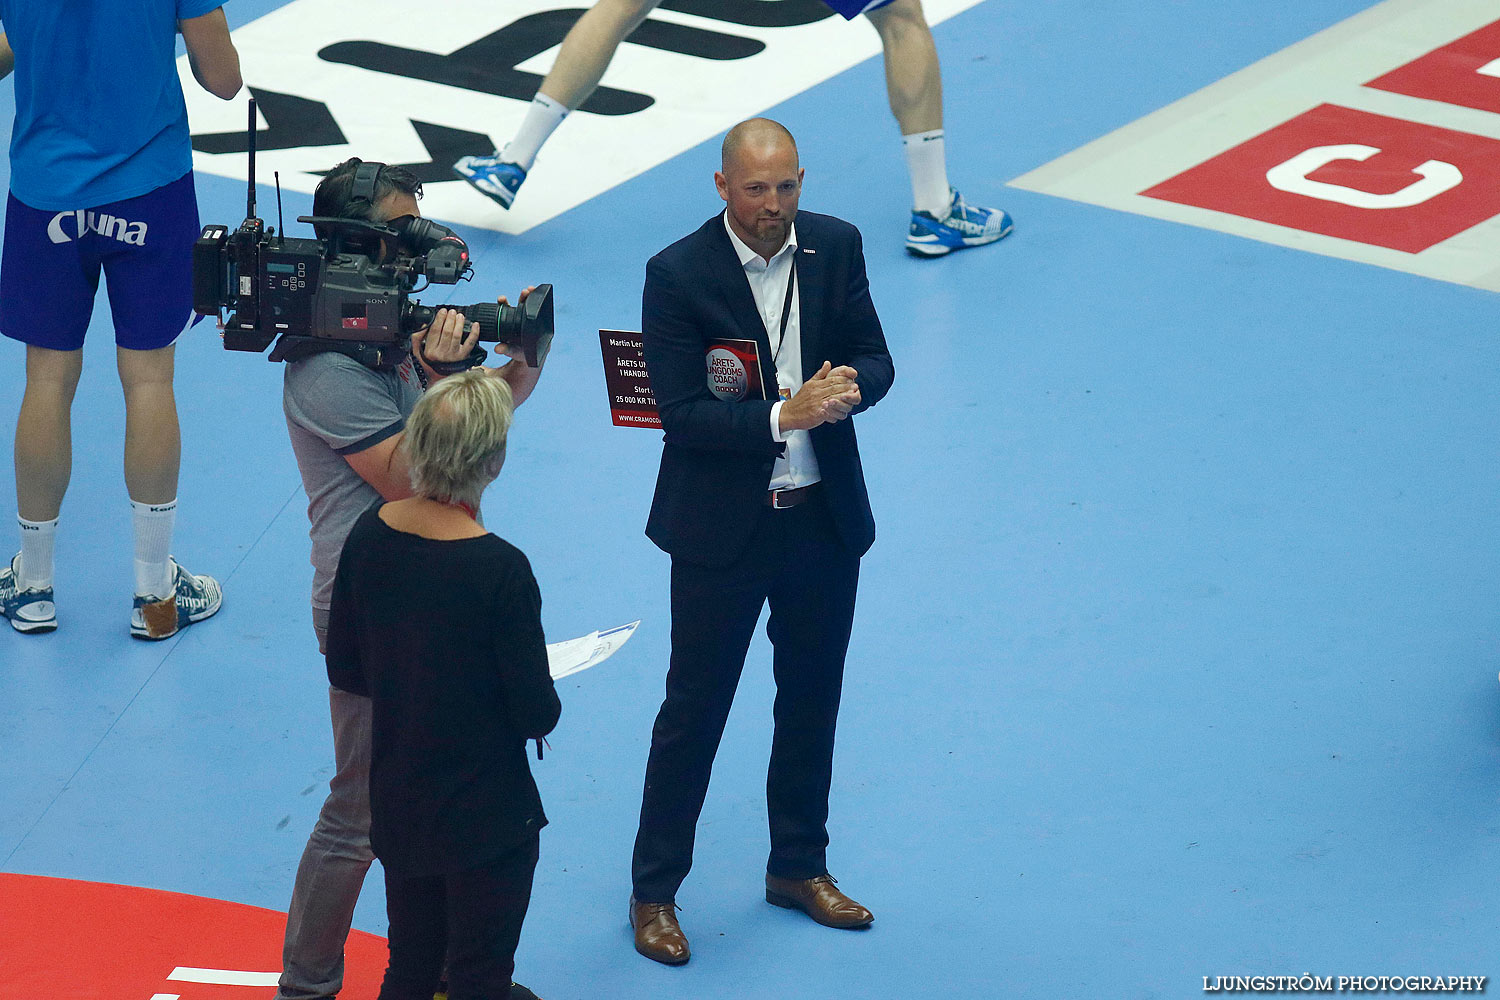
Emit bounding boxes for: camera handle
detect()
[297,215,405,260]
[417,341,488,376]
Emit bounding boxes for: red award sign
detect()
[599,330,661,429]
[599,331,769,428]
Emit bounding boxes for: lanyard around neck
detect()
[772,257,797,360]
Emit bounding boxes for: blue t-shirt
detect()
[0,0,222,210]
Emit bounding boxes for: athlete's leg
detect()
[1,190,95,625]
[456,0,662,207]
[1,346,79,629]
[865,0,942,136]
[537,0,663,114]
[116,344,180,507]
[15,346,84,523]
[104,172,220,632]
[867,0,1012,254]
[4,189,96,532]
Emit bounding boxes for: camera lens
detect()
[404,285,554,367]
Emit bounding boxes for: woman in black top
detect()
[326,368,561,1000]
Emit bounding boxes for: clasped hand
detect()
[778,361,861,433]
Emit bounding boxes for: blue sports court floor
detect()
[3,1,1498,997]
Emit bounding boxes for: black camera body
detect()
[192,106,552,369]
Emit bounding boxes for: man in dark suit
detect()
[629,118,895,965]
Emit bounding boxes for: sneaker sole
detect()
[906,240,953,257]
[452,165,517,209]
[906,220,1015,257]
[4,597,57,633]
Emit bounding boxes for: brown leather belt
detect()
[765,482,821,509]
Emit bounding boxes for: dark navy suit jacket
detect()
[642,210,894,567]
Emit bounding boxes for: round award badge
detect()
[706,348,749,401]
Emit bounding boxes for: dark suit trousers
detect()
[632,492,860,902]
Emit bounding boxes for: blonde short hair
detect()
[404,368,514,506]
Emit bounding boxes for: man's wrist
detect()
[771,400,790,441]
[491,357,544,407]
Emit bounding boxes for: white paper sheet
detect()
[546,620,640,680]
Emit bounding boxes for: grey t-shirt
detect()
[284,350,425,611]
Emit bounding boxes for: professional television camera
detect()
[192,101,552,370]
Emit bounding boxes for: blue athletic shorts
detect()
[0,171,201,352]
[823,0,896,19]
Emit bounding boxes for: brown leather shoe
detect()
[765,873,873,929]
[629,896,690,965]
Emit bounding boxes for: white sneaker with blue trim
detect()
[131,558,222,640]
[0,553,56,634]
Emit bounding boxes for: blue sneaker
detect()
[0,553,56,634]
[906,188,1014,257]
[453,153,527,209]
[131,558,222,640]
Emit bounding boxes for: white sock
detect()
[17,515,57,590]
[903,129,951,217]
[132,498,176,598]
[504,93,570,171]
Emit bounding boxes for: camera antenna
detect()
[246,97,257,220]
[275,171,285,244]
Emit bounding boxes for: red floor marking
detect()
[1367,18,1500,115]
[0,873,388,999]
[1141,104,1500,253]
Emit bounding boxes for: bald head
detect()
[716,117,804,260]
[721,118,798,174]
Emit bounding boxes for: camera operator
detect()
[275,157,546,1000]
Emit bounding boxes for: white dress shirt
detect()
[722,211,821,491]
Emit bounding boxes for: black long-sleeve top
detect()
[326,505,562,876]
